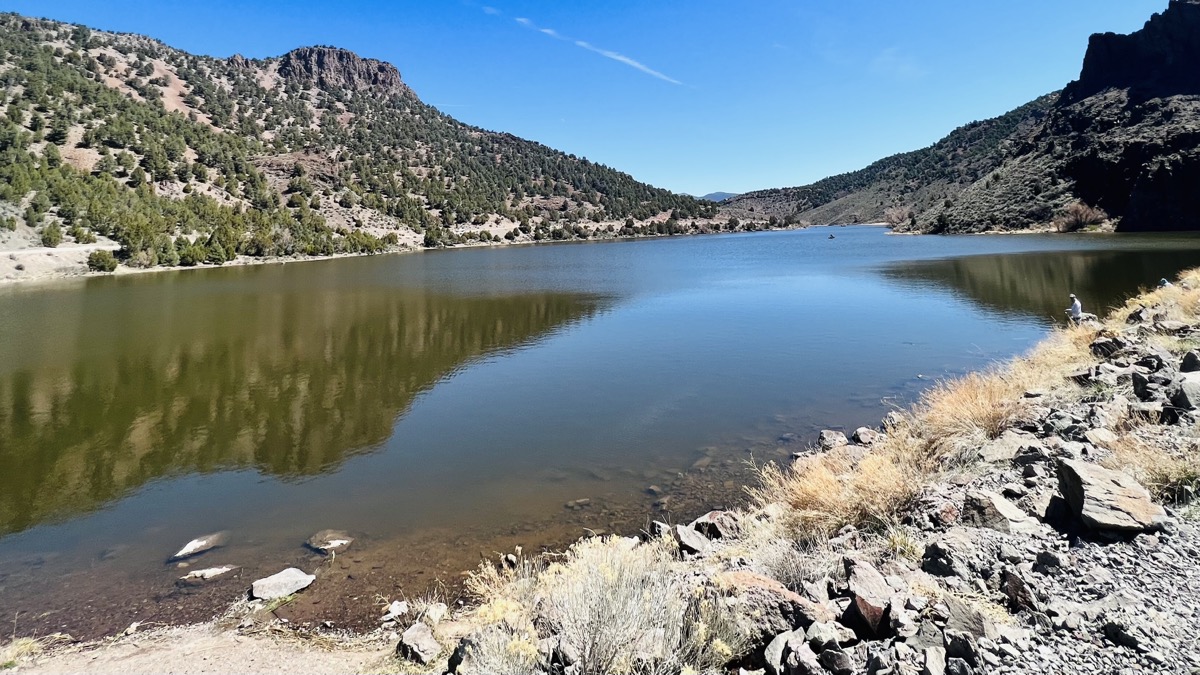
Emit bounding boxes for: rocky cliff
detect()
[276,46,409,96]
[727,0,1200,233]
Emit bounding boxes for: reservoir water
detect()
[4,226,1200,636]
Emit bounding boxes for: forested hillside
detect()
[0,13,717,271]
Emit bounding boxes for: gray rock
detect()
[1058,459,1169,532]
[397,621,441,664]
[944,630,978,667]
[1001,569,1041,613]
[819,429,849,450]
[853,427,884,446]
[168,531,229,561]
[960,490,1037,534]
[673,524,713,556]
[1083,428,1118,448]
[807,621,857,652]
[1171,371,1200,409]
[690,510,742,540]
[251,567,315,600]
[421,602,448,626]
[785,640,824,675]
[763,630,794,675]
[305,529,354,555]
[977,430,1038,464]
[921,646,947,675]
[945,657,972,675]
[844,557,892,637]
[717,571,835,651]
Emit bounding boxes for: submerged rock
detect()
[168,531,229,561]
[178,565,239,586]
[305,529,354,555]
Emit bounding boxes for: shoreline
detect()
[0,221,815,289]
[9,270,1200,672]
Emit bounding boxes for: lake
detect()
[3,226,1200,637]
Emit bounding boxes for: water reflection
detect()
[0,273,600,535]
[882,247,1200,323]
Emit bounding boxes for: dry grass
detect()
[751,424,928,545]
[1103,434,1200,505]
[0,634,72,669]
[461,536,745,675]
[751,320,1105,543]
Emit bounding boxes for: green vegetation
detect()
[86,248,117,271]
[0,13,715,272]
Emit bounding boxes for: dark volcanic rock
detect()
[277,46,408,95]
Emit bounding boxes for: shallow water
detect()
[3,226,1200,636]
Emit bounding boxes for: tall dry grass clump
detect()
[751,422,929,545]
[1103,434,1200,506]
[752,320,1106,543]
[460,536,746,675]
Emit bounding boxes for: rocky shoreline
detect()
[8,273,1200,674]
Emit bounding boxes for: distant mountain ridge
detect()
[699,191,738,202]
[0,13,720,272]
[727,0,1200,233]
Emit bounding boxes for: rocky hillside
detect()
[0,13,717,271]
[727,0,1200,234]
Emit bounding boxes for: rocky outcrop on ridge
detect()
[276,46,409,96]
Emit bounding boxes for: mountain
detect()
[726,0,1200,233]
[0,14,718,270]
[698,191,738,202]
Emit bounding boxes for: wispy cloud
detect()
[481,5,500,15]
[870,47,925,80]
[512,16,682,85]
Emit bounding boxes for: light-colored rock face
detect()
[1057,459,1168,532]
[397,621,441,664]
[961,490,1038,534]
[250,567,315,600]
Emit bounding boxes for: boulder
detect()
[843,557,892,638]
[690,510,742,540]
[1171,371,1200,410]
[1089,336,1126,358]
[806,621,857,652]
[922,529,980,579]
[852,427,884,446]
[717,571,835,649]
[960,490,1037,534]
[922,646,947,675]
[763,630,796,675]
[1057,459,1169,533]
[397,621,441,664]
[168,531,229,561]
[819,430,849,450]
[1001,568,1041,613]
[784,640,824,675]
[305,529,354,555]
[818,648,855,675]
[976,430,1038,464]
[673,524,713,556]
[1083,428,1118,449]
[251,567,315,600]
[1182,351,1200,372]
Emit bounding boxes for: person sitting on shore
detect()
[1066,293,1083,324]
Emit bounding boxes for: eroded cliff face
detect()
[1063,0,1200,105]
[276,46,409,96]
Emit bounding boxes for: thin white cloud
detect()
[870,47,925,80]
[482,6,500,15]
[513,17,682,86]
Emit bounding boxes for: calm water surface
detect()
[3,226,1200,633]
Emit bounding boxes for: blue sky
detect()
[2,1,1166,196]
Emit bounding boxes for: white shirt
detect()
[1068,298,1082,318]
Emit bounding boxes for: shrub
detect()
[1054,201,1108,232]
[40,222,62,247]
[86,249,118,272]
